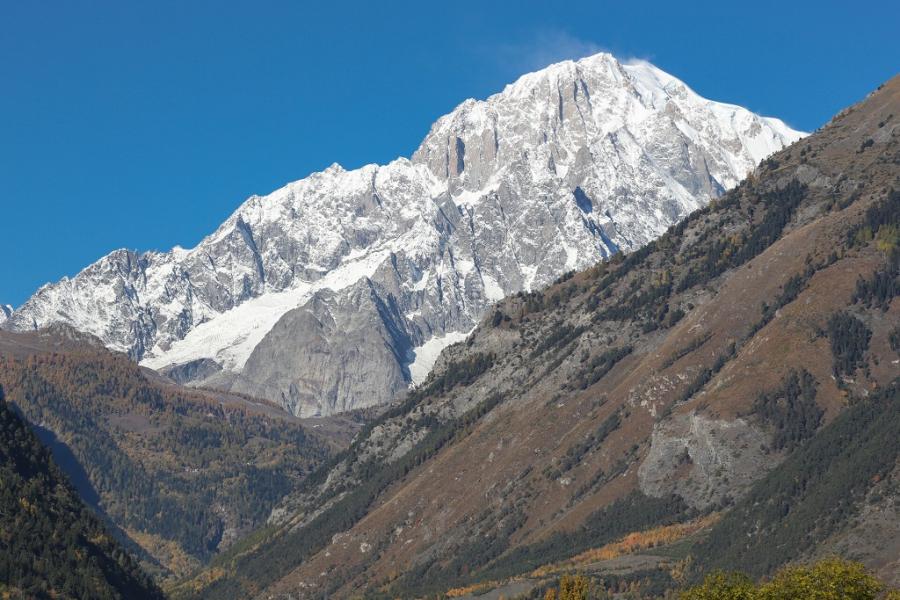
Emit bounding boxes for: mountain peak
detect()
[6,56,804,416]
[503,50,621,91]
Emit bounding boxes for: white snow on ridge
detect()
[0,304,12,325]
[7,51,806,414]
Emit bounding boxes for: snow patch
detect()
[407,329,474,386]
[481,273,505,302]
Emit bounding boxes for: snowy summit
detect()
[5,53,804,416]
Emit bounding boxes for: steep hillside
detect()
[0,385,164,599]
[695,380,899,585]
[0,326,349,582]
[5,53,801,417]
[181,77,899,599]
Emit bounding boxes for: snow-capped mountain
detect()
[5,53,804,416]
[0,305,12,325]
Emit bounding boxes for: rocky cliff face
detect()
[5,53,802,416]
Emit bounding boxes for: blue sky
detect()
[2,0,897,307]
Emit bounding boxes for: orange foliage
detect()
[532,514,720,577]
[446,582,494,597]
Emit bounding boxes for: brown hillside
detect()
[185,77,900,599]
[0,326,362,583]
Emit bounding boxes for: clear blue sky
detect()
[2,0,897,307]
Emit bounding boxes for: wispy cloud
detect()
[483,29,653,76]
[515,30,608,70]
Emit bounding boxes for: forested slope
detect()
[0,385,164,599]
[0,327,335,582]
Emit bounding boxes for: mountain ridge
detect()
[5,52,802,417]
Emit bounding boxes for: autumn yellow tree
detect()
[544,574,591,600]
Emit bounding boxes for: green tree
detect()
[680,559,893,600]
[680,572,756,600]
[759,558,883,600]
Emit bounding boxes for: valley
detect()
[0,326,363,582]
[0,45,897,600]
